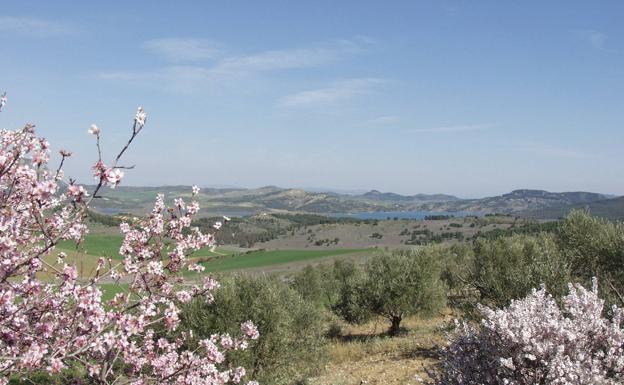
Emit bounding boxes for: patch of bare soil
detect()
[310,314,452,385]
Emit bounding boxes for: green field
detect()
[52,234,233,281]
[98,283,129,302]
[55,234,376,277]
[57,235,233,260]
[58,235,124,259]
[199,248,375,273]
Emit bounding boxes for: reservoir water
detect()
[330,210,480,220]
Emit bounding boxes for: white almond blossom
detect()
[135,106,147,127]
[0,92,6,111]
[433,279,624,385]
[88,124,100,136]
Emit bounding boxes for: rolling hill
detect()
[87,185,612,217]
[358,190,460,203]
[526,195,624,220]
[416,189,612,214]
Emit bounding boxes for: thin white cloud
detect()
[409,123,495,133]
[97,71,151,81]
[97,37,374,87]
[278,78,384,108]
[364,115,399,125]
[97,66,214,92]
[143,38,221,62]
[0,16,72,37]
[205,37,372,74]
[213,47,335,74]
[576,30,607,50]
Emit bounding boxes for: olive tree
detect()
[558,210,624,307]
[358,251,447,336]
[470,233,570,308]
[180,275,326,385]
[290,265,324,304]
[327,259,371,325]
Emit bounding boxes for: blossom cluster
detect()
[0,99,259,385]
[432,279,624,385]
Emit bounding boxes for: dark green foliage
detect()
[470,233,570,308]
[473,220,560,241]
[194,213,367,247]
[194,216,278,247]
[330,260,372,325]
[324,320,343,339]
[405,229,464,245]
[437,211,624,315]
[424,215,454,220]
[86,209,128,227]
[361,251,447,335]
[328,252,447,335]
[180,275,326,385]
[557,210,624,307]
[313,237,340,246]
[291,265,324,304]
[435,243,474,293]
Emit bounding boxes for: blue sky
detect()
[1,1,622,197]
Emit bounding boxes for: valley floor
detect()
[311,314,451,385]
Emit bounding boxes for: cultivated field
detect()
[197,248,376,274]
[54,214,520,280]
[257,215,518,249]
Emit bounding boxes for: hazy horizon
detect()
[1,1,623,196]
[87,182,620,201]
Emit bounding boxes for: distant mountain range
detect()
[88,185,622,219]
[413,189,615,215]
[525,195,624,220]
[360,190,460,203]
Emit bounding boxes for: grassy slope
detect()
[54,233,374,277]
[199,248,375,273]
[98,283,129,302]
[57,235,233,259]
[38,248,102,280]
[58,235,124,259]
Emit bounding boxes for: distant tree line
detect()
[470,220,560,241]
[424,214,455,220]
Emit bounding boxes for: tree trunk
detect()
[389,315,402,336]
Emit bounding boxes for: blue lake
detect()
[330,211,481,220]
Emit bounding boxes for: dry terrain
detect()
[311,313,453,385]
[257,216,517,250]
